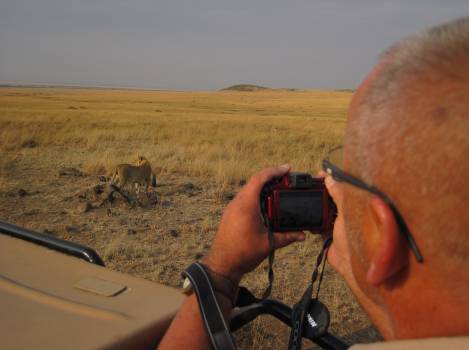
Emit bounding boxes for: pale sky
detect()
[0,0,468,90]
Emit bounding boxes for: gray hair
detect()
[349,16,469,180]
[345,17,469,281]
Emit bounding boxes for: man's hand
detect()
[203,165,306,283]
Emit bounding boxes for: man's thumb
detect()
[273,232,306,249]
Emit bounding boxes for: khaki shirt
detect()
[350,336,469,349]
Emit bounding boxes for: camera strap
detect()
[262,225,276,299]
[287,236,332,350]
[182,262,237,350]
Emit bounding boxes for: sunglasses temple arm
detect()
[388,204,424,263]
[322,160,424,263]
[323,160,381,196]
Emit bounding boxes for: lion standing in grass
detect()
[110,155,156,194]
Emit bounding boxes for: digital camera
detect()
[260,172,337,233]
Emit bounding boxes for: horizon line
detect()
[0,80,355,93]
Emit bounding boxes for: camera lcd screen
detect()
[279,191,323,229]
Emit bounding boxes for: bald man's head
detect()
[344,17,469,281]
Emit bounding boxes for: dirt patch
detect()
[0,147,379,349]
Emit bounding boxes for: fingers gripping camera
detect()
[260,172,337,234]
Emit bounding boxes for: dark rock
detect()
[65,225,80,233]
[147,193,159,206]
[224,192,235,201]
[160,200,173,208]
[79,184,107,202]
[93,184,104,195]
[24,209,40,215]
[183,183,195,191]
[169,229,179,238]
[82,202,93,213]
[59,167,86,177]
[21,140,38,148]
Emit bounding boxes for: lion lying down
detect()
[110,155,156,194]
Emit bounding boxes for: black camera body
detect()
[260,172,336,233]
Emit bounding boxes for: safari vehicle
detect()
[0,220,349,350]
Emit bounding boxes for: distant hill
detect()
[221,84,269,92]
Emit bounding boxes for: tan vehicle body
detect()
[2,224,468,349]
[0,234,183,350]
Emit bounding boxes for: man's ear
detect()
[366,197,409,287]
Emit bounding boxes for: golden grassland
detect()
[0,87,380,349]
[0,87,347,182]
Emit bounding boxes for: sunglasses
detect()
[322,146,423,263]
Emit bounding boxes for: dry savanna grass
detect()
[0,88,346,182]
[0,87,380,349]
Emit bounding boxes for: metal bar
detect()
[0,220,105,266]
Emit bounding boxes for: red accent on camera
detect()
[262,174,336,234]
